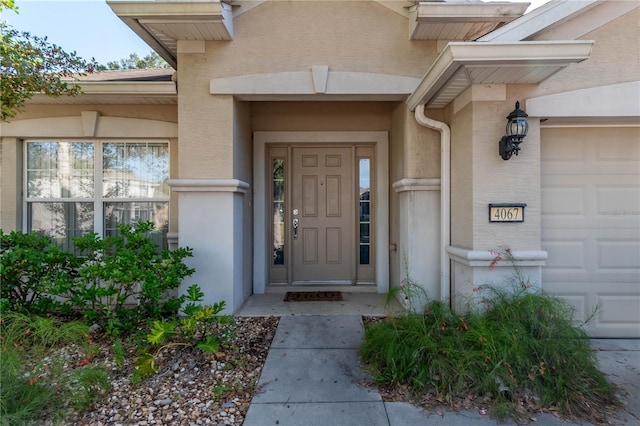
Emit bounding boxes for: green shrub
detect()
[70,221,195,335]
[0,230,78,313]
[361,285,618,422]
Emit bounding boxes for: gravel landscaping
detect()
[67,317,279,426]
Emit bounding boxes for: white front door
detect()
[291,147,354,284]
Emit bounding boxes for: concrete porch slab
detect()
[236,291,402,317]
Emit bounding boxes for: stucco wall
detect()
[208,1,436,79]
[233,100,254,301]
[251,102,392,132]
[0,138,20,231]
[530,6,640,98]
[450,104,473,249]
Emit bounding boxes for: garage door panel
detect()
[542,127,640,337]
[596,185,640,216]
[540,184,584,216]
[552,293,588,324]
[598,294,640,323]
[595,136,640,162]
[597,239,640,270]
[542,239,585,269]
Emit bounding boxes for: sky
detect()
[3,0,552,66]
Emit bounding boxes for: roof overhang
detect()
[107,1,233,69]
[28,81,177,105]
[409,1,529,41]
[406,40,594,110]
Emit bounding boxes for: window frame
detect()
[23,138,170,244]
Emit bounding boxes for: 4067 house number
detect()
[488,203,526,223]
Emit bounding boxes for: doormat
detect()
[283,291,343,302]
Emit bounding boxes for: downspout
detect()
[414,105,451,304]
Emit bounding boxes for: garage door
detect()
[541,127,640,338]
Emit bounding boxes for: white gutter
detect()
[414,105,451,304]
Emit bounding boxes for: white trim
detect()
[253,131,389,294]
[392,178,440,193]
[447,246,548,267]
[478,0,599,42]
[406,41,594,110]
[526,81,640,119]
[0,115,178,138]
[74,81,176,95]
[168,179,249,193]
[210,70,420,101]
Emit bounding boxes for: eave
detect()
[28,82,178,105]
[410,1,529,41]
[406,41,594,111]
[107,1,233,69]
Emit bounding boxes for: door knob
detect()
[292,218,299,239]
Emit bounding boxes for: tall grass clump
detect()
[0,312,111,425]
[361,283,618,423]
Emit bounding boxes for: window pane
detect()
[103,142,169,198]
[104,202,169,250]
[27,142,94,198]
[28,202,94,251]
[359,158,371,265]
[273,159,285,265]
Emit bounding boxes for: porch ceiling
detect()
[107,1,233,69]
[406,40,594,111]
[409,1,529,41]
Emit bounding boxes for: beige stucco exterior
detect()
[1,0,638,336]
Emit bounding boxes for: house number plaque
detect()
[488,203,526,223]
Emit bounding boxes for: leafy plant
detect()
[70,221,195,335]
[132,284,227,381]
[0,230,78,313]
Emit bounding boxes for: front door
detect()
[291,147,354,284]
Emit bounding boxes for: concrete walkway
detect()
[243,315,640,426]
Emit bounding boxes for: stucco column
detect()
[448,96,546,311]
[0,137,21,230]
[169,179,249,313]
[392,178,441,300]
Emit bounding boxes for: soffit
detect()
[410,2,529,41]
[406,41,594,110]
[28,82,178,105]
[107,1,233,69]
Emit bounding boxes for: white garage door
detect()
[541,127,640,338]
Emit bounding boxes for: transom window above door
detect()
[25,140,169,252]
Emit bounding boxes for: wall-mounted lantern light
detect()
[499,101,529,160]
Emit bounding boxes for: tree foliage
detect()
[0,1,97,121]
[101,51,170,71]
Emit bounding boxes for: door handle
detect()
[292,218,299,239]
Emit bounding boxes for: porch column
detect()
[448,95,546,312]
[392,178,441,300]
[169,179,249,314]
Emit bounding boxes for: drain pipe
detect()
[414,105,451,304]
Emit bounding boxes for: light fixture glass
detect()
[499,101,529,161]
